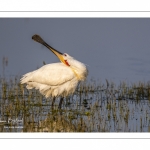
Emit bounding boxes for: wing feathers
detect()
[20,63,75,86]
[20,63,79,97]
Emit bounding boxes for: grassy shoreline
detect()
[0,76,150,132]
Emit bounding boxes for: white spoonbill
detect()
[20,34,88,108]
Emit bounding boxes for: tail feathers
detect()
[23,80,61,98]
[20,72,54,98]
[23,81,52,98]
[20,73,32,84]
[25,82,50,91]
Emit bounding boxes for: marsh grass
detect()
[0,76,150,132]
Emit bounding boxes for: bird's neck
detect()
[69,60,88,81]
[71,68,80,80]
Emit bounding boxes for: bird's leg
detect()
[58,97,64,109]
[51,97,56,109]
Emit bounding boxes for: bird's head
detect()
[62,53,88,80]
[60,53,73,66]
[32,34,88,80]
[51,51,73,67]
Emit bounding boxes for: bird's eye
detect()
[63,53,67,56]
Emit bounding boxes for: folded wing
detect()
[20,63,75,86]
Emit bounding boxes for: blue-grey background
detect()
[1,18,150,84]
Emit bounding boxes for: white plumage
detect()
[20,35,88,104]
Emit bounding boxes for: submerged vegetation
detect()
[0,76,150,132]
